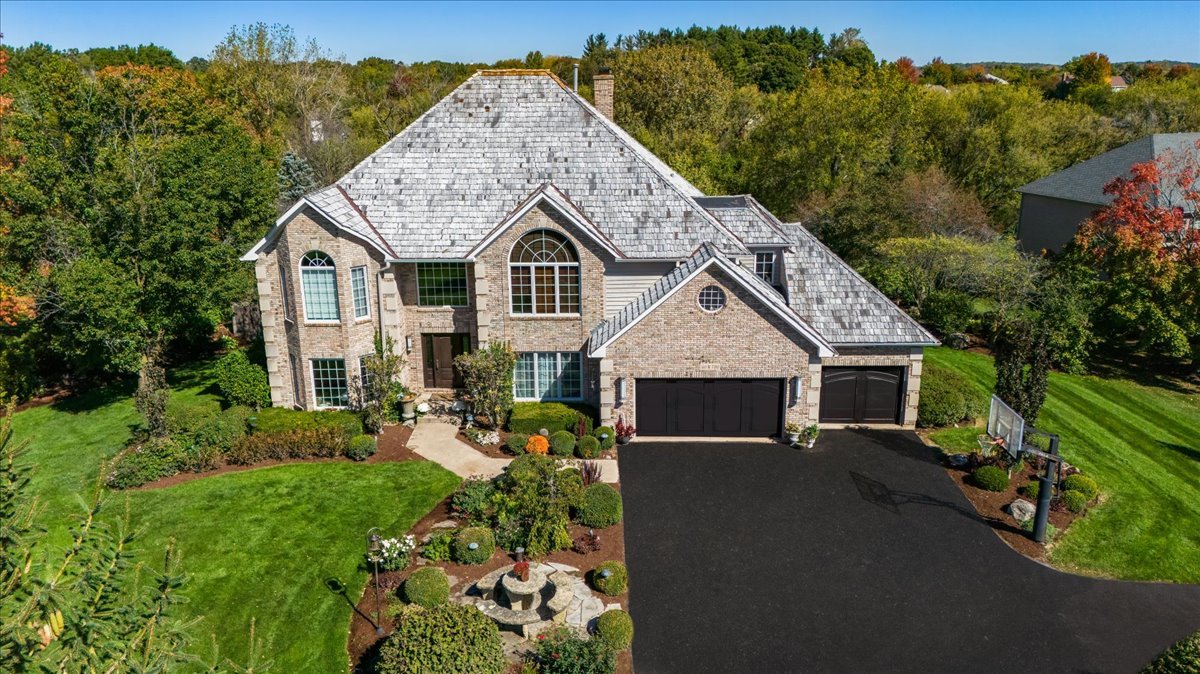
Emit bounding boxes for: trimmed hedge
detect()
[970,465,1009,492]
[918,363,987,428]
[509,402,598,435]
[577,435,601,459]
[250,407,362,438]
[1063,490,1088,514]
[1063,474,1099,501]
[579,483,622,528]
[594,609,634,650]
[346,434,377,461]
[550,430,577,456]
[403,567,450,608]
[591,561,628,596]
[506,433,529,455]
[377,603,505,674]
[214,349,271,409]
[593,426,616,450]
[226,426,347,464]
[453,527,495,565]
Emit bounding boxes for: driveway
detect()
[619,430,1200,673]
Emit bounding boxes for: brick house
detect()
[242,70,937,436]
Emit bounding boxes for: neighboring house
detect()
[1108,75,1129,92]
[242,70,937,437]
[1016,132,1200,254]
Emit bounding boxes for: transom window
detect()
[350,266,370,319]
[509,230,580,314]
[417,263,470,306]
[698,285,727,313]
[754,251,776,284]
[300,251,340,321]
[514,352,582,400]
[311,358,348,408]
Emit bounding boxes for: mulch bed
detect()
[457,428,621,461]
[944,461,1080,562]
[349,487,631,673]
[131,423,420,491]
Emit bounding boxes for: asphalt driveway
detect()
[619,430,1200,673]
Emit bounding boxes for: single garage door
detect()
[819,367,904,424]
[636,379,783,437]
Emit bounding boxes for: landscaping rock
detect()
[946,453,971,468]
[1007,499,1037,522]
[431,520,458,530]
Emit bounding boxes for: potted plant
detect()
[801,424,820,449]
[784,422,801,445]
[615,415,637,445]
[512,561,530,582]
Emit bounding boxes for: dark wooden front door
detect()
[818,367,903,424]
[422,333,470,388]
[636,379,783,437]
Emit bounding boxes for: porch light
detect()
[790,376,801,405]
[405,335,413,353]
[616,377,626,402]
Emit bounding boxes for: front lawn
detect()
[927,347,1200,583]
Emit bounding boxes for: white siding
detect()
[603,261,677,318]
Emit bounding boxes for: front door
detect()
[422,333,470,388]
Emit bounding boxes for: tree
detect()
[135,342,170,437]
[352,335,406,434]
[1064,52,1112,87]
[993,314,1052,427]
[921,57,953,86]
[894,56,919,83]
[1167,63,1192,80]
[454,341,516,429]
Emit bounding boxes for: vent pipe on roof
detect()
[594,66,614,120]
[573,63,579,92]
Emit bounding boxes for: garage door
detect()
[636,379,783,437]
[819,367,903,424]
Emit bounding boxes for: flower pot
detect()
[806,439,816,449]
[616,435,631,445]
[400,397,417,421]
[785,433,800,444]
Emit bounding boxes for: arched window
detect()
[509,230,580,314]
[300,251,341,321]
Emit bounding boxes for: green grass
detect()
[927,347,1200,583]
[10,361,460,671]
[927,426,983,454]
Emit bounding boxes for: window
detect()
[358,354,372,388]
[311,358,348,408]
[698,285,727,312]
[300,251,340,321]
[279,260,293,321]
[754,251,776,284]
[416,263,469,306]
[350,266,369,319]
[513,352,582,400]
[509,230,580,314]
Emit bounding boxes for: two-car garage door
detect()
[636,379,783,437]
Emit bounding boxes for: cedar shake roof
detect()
[694,195,792,245]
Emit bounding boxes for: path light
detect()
[468,542,479,551]
[515,547,525,562]
[599,568,612,579]
[366,528,385,636]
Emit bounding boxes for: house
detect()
[242,70,937,437]
[1016,132,1200,254]
[1108,75,1128,92]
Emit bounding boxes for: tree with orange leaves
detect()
[1072,140,1200,360]
[893,56,919,84]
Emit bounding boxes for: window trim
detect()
[754,251,776,285]
[350,266,370,320]
[299,251,341,324]
[513,352,584,401]
[698,285,727,313]
[310,357,349,410]
[415,262,471,307]
[508,230,581,316]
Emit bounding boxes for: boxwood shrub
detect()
[506,433,529,455]
[577,435,601,459]
[1062,474,1099,501]
[579,483,622,528]
[453,526,495,565]
[509,402,598,435]
[403,567,450,608]
[550,430,577,456]
[346,434,377,461]
[377,603,505,674]
[591,560,628,596]
[970,465,1009,492]
[1062,490,1088,514]
[917,363,987,428]
[213,349,271,409]
[594,609,634,650]
[593,426,616,450]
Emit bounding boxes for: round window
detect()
[698,285,727,312]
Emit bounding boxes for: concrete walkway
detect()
[408,419,620,483]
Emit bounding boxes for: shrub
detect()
[250,407,362,438]
[918,364,987,428]
[525,434,550,455]
[533,626,616,674]
[451,477,496,523]
[592,426,616,450]
[165,399,222,435]
[1019,517,1058,542]
[577,435,601,459]
[550,430,576,456]
[377,603,505,674]
[506,433,529,455]
[1062,474,1099,501]
[403,567,450,608]
[453,527,495,565]
[591,561,628,596]
[454,341,516,430]
[970,465,1009,492]
[1018,481,1041,499]
[1144,629,1200,674]
[107,437,186,489]
[422,531,454,561]
[579,483,622,528]
[347,434,377,461]
[594,610,634,651]
[1063,490,1088,514]
[509,402,597,435]
[226,426,348,464]
[214,349,271,409]
[375,535,417,571]
[494,454,575,555]
[922,289,976,335]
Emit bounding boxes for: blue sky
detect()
[2,1,1197,65]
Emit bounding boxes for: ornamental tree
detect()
[454,341,516,429]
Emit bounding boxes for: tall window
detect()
[311,358,348,408]
[350,266,370,318]
[278,260,293,321]
[300,251,340,321]
[754,251,776,284]
[513,352,582,400]
[509,230,580,314]
[417,263,469,306]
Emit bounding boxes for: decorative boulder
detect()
[946,453,970,468]
[1007,499,1037,522]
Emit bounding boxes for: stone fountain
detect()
[467,562,606,639]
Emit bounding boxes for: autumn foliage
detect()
[0,282,34,326]
[525,434,550,455]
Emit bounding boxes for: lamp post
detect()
[366,527,385,636]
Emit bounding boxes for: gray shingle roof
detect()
[695,195,791,245]
[781,223,938,346]
[333,71,746,258]
[1017,133,1200,208]
[305,185,395,256]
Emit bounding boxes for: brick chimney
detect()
[593,67,614,120]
